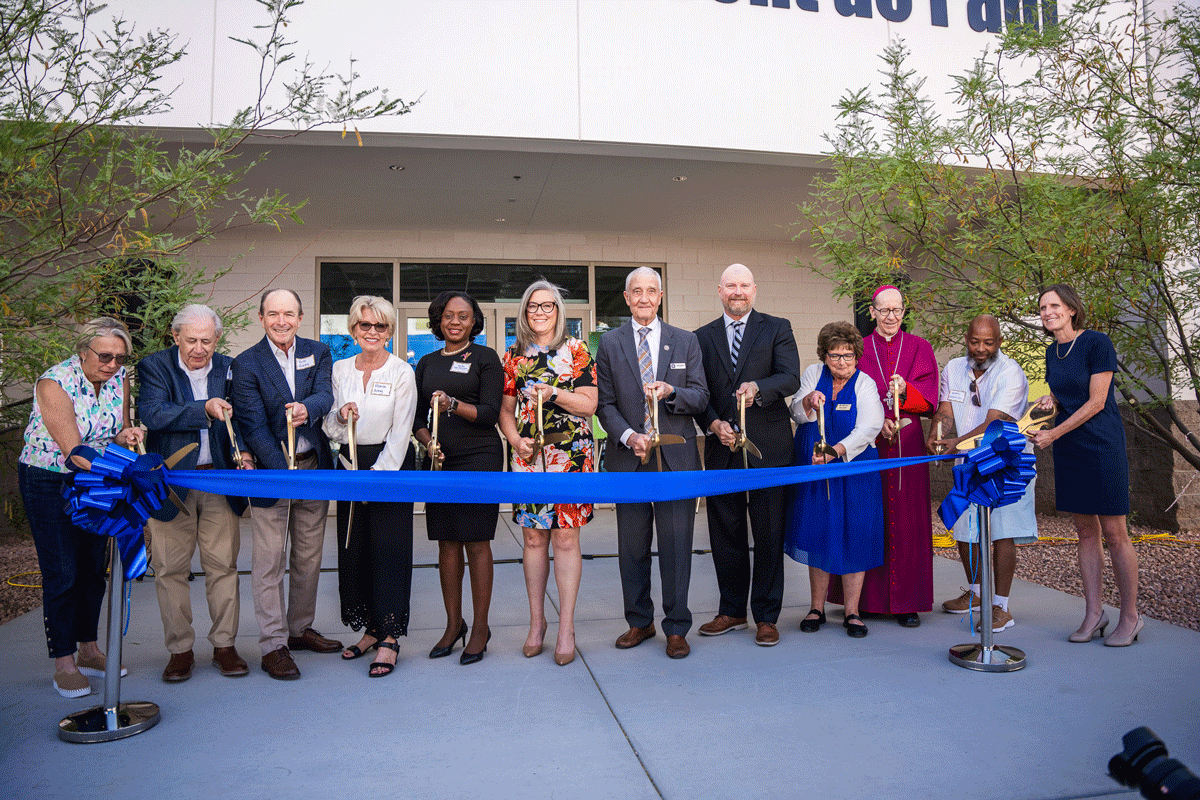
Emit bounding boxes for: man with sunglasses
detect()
[927,315,1038,633]
[139,304,254,682]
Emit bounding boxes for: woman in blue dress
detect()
[786,322,884,638]
[1032,284,1141,646]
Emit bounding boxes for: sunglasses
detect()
[87,346,129,366]
[355,321,390,334]
[969,378,981,407]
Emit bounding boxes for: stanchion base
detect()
[58,701,160,743]
[949,643,1027,672]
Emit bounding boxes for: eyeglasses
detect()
[874,307,905,318]
[826,353,856,363]
[969,378,982,407]
[355,321,390,334]
[526,302,558,315]
[87,346,129,366]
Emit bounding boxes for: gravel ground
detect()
[3,515,1197,630]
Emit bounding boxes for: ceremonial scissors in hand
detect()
[641,387,685,471]
[728,391,763,469]
[811,398,839,500]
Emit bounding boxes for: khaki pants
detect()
[251,455,330,655]
[148,489,241,653]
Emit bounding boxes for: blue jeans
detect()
[18,462,109,658]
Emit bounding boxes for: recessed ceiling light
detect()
[388,164,405,171]
[672,175,687,182]
[495,218,507,222]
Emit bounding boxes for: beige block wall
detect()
[191,227,853,369]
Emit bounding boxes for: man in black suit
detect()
[596,267,708,659]
[139,304,253,682]
[232,288,340,680]
[694,264,800,646]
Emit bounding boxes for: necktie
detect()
[638,326,654,431]
[730,320,743,369]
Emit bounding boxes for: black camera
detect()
[1109,727,1200,800]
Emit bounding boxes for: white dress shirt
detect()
[268,338,312,454]
[620,317,662,446]
[323,354,418,472]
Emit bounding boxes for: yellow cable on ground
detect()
[7,571,41,588]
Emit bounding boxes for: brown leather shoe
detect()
[614,623,656,649]
[162,650,195,683]
[212,646,249,677]
[698,614,749,636]
[755,622,780,647]
[287,628,343,653]
[261,646,301,680]
[665,634,690,659]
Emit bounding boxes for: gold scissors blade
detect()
[284,406,296,470]
[429,396,442,470]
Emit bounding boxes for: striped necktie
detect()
[638,326,654,431]
[730,320,744,369]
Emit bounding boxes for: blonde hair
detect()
[347,295,397,336]
[75,317,133,356]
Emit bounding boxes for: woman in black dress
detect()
[413,292,504,664]
[1032,284,1141,646]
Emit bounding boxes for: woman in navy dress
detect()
[786,322,885,638]
[1032,284,1141,646]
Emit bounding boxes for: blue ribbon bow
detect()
[62,444,172,580]
[937,420,1037,530]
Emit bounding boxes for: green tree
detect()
[799,0,1200,469]
[0,0,414,429]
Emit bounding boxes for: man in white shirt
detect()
[928,315,1038,633]
[139,305,255,682]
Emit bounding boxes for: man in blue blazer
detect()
[596,267,708,659]
[694,264,800,647]
[140,304,254,682]
[232,288,340,680]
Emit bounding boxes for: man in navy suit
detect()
[140,304,254,682]
[596,267,708,659]
[694,264,800,646]
[233,288,340,680]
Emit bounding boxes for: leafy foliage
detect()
[0,0,414,429]
[799,0,1200,467]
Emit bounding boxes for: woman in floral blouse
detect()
[499,281,597,666]
[18,317,144,697]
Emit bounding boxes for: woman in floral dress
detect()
[500,280,597,666]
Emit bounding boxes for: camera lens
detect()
[1110,727,1200,800]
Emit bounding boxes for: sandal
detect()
[800,609,826,633]
[342,636,380,660]
[843,614,868,638]
[368,641,399,677]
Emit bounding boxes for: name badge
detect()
[836,403,851,411]
[669,362,686,370]
[450,361,472,374]
[370,381,391,396]
[296,355,315,370]
[948,389,966,403]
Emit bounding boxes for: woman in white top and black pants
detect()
[324,296,418,677]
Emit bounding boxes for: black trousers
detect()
[705,481,788,624]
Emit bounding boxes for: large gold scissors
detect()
[641,387,685,471]
[954,403,1058,452]
[428,396,443,470]
[728,391,763,469]
[811,398,839,500]
[528,388,569,472]
[337,409,359,548]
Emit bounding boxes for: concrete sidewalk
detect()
[1,508,1197,800]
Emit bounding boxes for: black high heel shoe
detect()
[459,628,492,665]
[429,620,468,659]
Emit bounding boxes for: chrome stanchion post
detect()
[59,541,161,742]
[949,504,1027,672]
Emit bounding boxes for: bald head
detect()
[966,314,1002,369]
[718,263,756,319]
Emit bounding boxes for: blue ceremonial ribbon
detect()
[61,444,172,580]
[937,420,1037,530]
[168,451,959,504]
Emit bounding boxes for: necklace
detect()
[442,341,471,357]
[1055,331,1080,360]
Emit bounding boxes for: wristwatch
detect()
[447,397,459,414]
[550,387,559,403]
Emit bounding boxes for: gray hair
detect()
[171,304,223,336]
[347,295,397,336]
[513,280,568,355]
[75,317,133,356]
[625,266,662,292]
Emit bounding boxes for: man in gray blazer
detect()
[596,267,708,659]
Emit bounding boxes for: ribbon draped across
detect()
[61,445,171,580]
[60,428,1034,555]
[937,420,1037,530]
